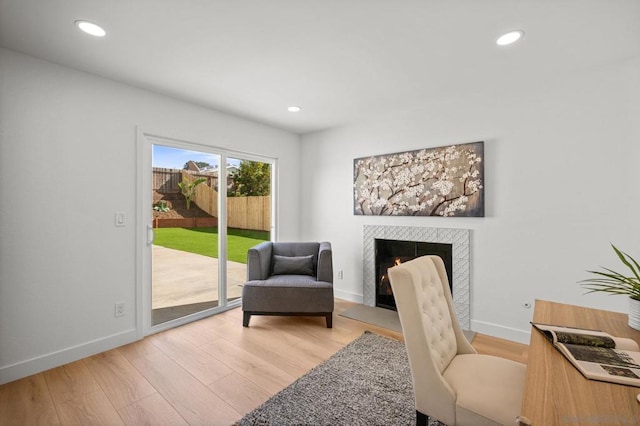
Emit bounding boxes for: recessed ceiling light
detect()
[287,106,302,112]
[75,20,106,37]
[496,30,524,46]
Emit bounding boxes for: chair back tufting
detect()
[417,261,457,373]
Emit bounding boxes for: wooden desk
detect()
[522,300,640,424]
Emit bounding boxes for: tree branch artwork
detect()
[353,141,484,217]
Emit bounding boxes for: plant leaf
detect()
[612,244,640,282]
[578,245,640,299]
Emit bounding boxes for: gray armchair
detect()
[242,241,334,328]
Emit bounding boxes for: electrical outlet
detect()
[338,270,344,280]
[115,302,125,317]
[114,212,126,227]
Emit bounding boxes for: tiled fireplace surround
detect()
[363,225,471,329]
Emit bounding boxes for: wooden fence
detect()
[152,168,182,194]
[228,196,271,231]
[188,171,218,217]
[153,168,219,194]
[181,170,270,231]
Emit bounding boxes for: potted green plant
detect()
[579,244,640,330]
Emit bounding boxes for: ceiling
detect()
[1,1,638,134]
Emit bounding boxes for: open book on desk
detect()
[532,322,640,387]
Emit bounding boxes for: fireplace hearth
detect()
[363,225,471,329]
[375,239,452,311]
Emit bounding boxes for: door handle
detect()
[147,225,156,245]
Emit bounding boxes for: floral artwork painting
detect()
[353,141,484,217]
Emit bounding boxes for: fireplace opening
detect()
[375,239,453,311]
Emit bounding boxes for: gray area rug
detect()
[235,331,444,426]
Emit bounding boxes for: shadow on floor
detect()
[152,297,241,325]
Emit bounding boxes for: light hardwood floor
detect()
[0,299,528,425]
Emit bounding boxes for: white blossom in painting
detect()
[353,142,484,217]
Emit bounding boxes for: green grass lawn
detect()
[153,227,269,263]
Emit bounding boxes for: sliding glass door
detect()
[225,157,272,305]
[139,134,275,333]
[150,145,222,325]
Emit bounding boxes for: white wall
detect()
[0,48,300,384]
[300,57,640,343]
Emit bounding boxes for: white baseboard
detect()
[0,329,139,385]
[471,320,531,344]
[334,289,363,304]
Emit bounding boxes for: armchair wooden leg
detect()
[325,313,332,328]
[243,312,251,327]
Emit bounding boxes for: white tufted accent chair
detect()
[389,256,526,426]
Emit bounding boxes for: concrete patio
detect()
[152,245,246,310]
